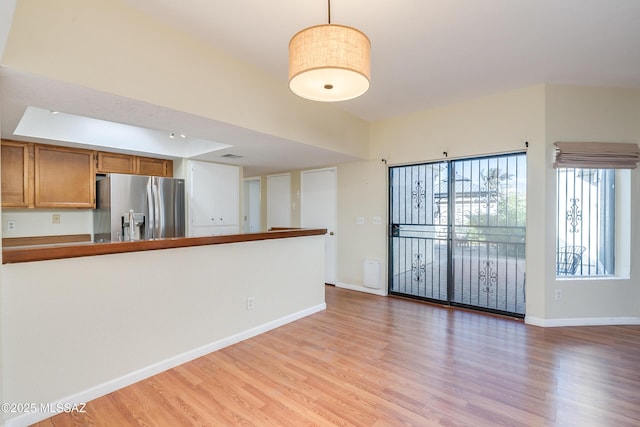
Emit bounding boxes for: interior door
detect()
[266,173,291,229]
[243,178,261,233]
[301,168,337,285]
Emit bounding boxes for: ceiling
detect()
[2,0,640,175]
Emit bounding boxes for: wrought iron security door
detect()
[389,153,527,317]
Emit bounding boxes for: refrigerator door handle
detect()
[146,178,155,239]
[152,177,162,239]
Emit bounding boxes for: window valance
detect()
[554,141,640,169]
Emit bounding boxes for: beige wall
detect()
[1,0,369,159]
[1,235,326,425]
[1,209,93,238]
[543,85,640,322]
[335,85,640,324]
[370,85,545,165]
[249,85,640,325]
[336,160,388,291]
[343,86,548,313]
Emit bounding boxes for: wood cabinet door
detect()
[136,156,172,177]
[34,145,96,208]
[97,152,136,174]
[1,140,33,207]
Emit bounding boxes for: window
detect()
[556,168,629,277]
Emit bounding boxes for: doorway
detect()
[266,173,291,229]
[243,178,261,233]
[301,167,337,285]
[389,153,527,317]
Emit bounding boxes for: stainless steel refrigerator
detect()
[94,174,185,242]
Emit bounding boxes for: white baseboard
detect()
[4,303,326,427]
[526,315,640,327]
[335,281,387,296]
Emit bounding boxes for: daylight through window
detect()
[556,168,616,277]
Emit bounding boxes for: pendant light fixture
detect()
[288,0,371,102]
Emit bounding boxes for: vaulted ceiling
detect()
[2,1,639,175]
[122,0,640,121]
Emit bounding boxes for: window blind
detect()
[554,141,640,169]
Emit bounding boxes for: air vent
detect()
[221,153,243,159]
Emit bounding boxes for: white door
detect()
[301,168,337,284]
[266,173,291,229]
[243,178,261,233]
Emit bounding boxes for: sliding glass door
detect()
[389,153,527,317]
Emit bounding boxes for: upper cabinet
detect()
[136,156,172,177]
[96,152,136,174]
[34,145,96,208]
[96,152,172,177]
[1,141,33,208]
[2,140,174,208]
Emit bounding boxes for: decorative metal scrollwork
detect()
[412,180,426,209]
[479,260,496,293]
[412,253,426,282]
[566,198,582,233]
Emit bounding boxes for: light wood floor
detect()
[36,285,640,426]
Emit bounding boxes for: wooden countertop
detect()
[1,228,327,264]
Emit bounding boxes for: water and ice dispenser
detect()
[121,210,145,241]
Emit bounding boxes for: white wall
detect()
[1,235,325,425]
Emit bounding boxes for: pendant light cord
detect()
[328,0,331,24]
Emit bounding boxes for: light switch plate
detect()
[373,216,382,225]
[356,216,365,225]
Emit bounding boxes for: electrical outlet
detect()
[7,220,16,231]
[555,289,562,301]
[247,297,255,310]
[52,214,61,224]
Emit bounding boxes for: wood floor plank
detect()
[34,285,640,426]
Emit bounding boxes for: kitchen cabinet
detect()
[97,152,173,177]
[136,156,172,177]
[188,160,240,236]
[96,152,136,174]
[3,141,173,209]
[34,145,96,208]
[1,140,33,207]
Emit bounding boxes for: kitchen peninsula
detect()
[2,228,326,263]
[1,228,327,426]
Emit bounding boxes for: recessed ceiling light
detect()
[169,132,175,138]
[180,134,186,139]
[50,110,59,115]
